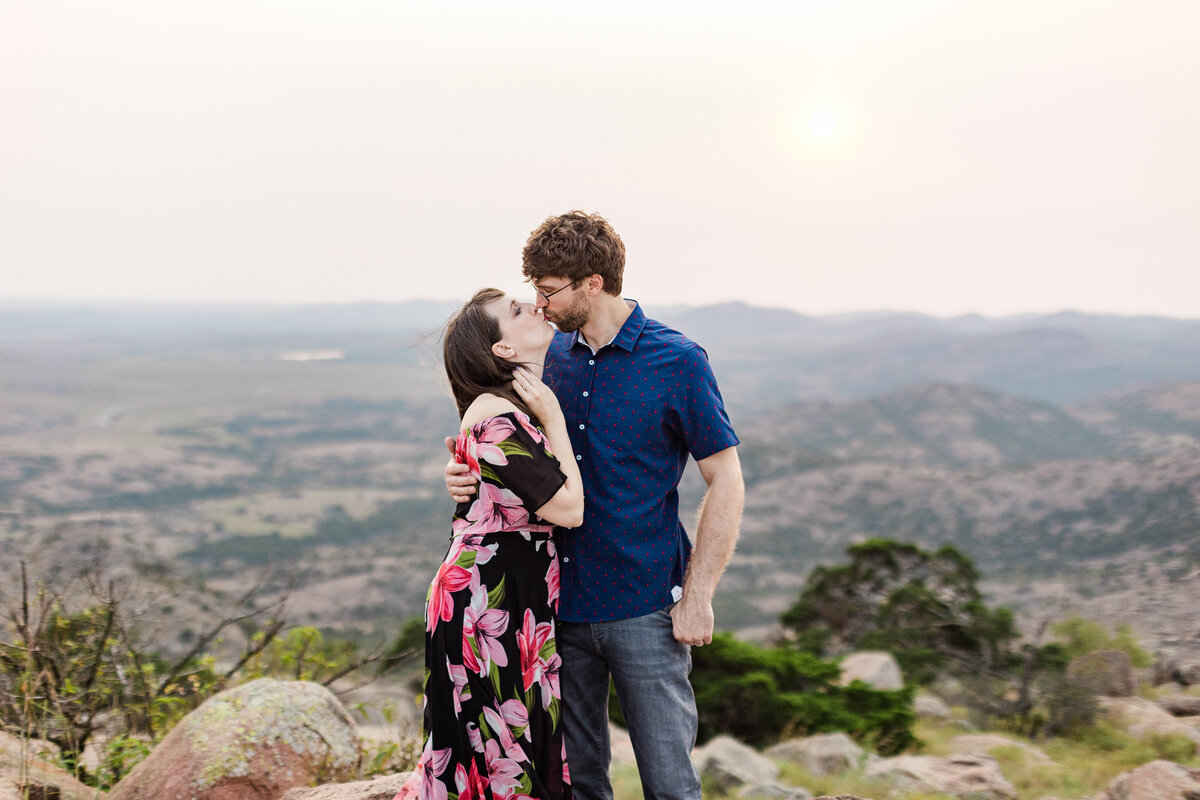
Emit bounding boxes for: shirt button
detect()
[562,557,570,563]
[582,391,589,397]
[588,359,595,365]
[579,424,585,430]
[576,455,582,461]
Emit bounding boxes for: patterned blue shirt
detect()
[545,301,739,622]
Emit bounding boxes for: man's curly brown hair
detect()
[521,210,625,295]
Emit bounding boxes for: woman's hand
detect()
[512,367,562,425]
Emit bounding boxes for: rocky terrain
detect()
[7,652,1200,800]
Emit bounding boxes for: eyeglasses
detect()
[533,280,578,303]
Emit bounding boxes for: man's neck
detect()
[579,295,634,349]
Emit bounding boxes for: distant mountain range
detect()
[3,300,1199,406]
[655,303,1200,406]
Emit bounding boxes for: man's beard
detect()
[550,292,591,333]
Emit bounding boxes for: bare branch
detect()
[221,617,287,680]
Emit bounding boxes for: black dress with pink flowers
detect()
[397,411,571,800]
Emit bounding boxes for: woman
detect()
[398,288,583,800]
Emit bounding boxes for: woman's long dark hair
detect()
[443,288,535,420]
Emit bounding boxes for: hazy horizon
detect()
[3,1,1198,317]
[3,295,1200,325]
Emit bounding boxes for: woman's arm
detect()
[512,368,584,528]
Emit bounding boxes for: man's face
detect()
[532,277,591,333]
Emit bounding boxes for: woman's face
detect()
[486,294,554,360]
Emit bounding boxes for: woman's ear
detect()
[491,341,516,360]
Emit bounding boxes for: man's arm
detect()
[671,446,744,646]
[444,436,478,503]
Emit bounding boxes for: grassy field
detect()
[197,488,410,537]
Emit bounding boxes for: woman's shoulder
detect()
[460,393,521,431]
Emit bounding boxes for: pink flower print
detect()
[471,415,516,466]
[464,482,529,533]
[426,561,471,632]
[466,721,484,753]
[517,609,553,693]
[544,556,560,610]
[454,428,482,478]
[562,739,570,785]
[410,744,451,800]
[462,583,509,676]
[454,759,489,800]
[447,532,498,566]
[483,701,530,761]
[512,410,547,447]
[539,652,562,707]
[496,698,531,736]
[446,658,470,715]
[483,739,525,797]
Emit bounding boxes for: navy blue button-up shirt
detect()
[545,301,739,622]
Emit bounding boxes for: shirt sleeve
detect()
[669,344,740,461]
[491,417,569,515]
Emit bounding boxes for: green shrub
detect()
[1148,733,1199,763]
[1051,616,1153,667]
[687,634,915,754]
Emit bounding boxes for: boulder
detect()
[1094,759,1200,800]
[1181,663,1200,686]
[736,782,812,800]
[866,753,1017,800]
[108,678,361,800]
[1158,694,1200,716]
[838,652,904,691]
[947,734,1051,764]
[279,773,412,800]
[765,733,863,776]
[1067,649,1138,697]
[0,731,98,800]
[1098,697,1200,752]
[913,693,952,719]
[692,736,779,790]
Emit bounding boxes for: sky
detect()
[2,0,1198,317]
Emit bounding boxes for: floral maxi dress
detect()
[398,411,571,800]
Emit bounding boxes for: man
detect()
[445,210,744,800]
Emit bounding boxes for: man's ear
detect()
[491,341,515,359]
[585,274,604,294]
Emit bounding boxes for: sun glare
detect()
[809,109,838,138]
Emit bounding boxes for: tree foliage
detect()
[781,538,1020,683]
[1051,616,1153,667]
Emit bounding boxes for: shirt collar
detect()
[570,299,646,354]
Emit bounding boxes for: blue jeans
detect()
[558,607,701,800]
